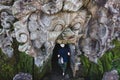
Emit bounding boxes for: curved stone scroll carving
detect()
[12,0,41,19]
[41,0,63,14]
[0,0,119,70]
[0,34,13,57]
[78,0,120,63]
[0,4,15,58]
[41,0,90,14]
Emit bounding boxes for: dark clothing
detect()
[58,47,70,62]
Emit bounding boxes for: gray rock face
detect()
[102,70,119,80]
[0,0,13,5]
[0,4,15,58]
[13,72,32,80]
[0,0,120,77]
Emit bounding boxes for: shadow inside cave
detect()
[42,43,73,80]
[51,43,73,75]
[51,43,63,74]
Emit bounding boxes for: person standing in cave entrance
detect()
[57,44,71,76]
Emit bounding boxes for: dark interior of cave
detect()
[51,43,73,77]
[51,43,62,74]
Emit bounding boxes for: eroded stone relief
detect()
[0,0,120,76]
[102,70,119,80]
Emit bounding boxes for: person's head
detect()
[60,44,65,47]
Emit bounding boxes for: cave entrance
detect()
[51,43,73,77]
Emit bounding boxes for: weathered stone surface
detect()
[12,0,41,19]
[0,0,120,77]
[13,72,32,80]
[102,70,119,80]
[0,34,13,57]
[41,0,63,14]
[0,4,15,58]
[63,0,83,11]
[0,0,13,5]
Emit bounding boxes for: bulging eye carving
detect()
[73,23,81,30]
[54,24,63,31]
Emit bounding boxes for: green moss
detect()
[79,40,120,80]
[34,56,52,80]
[16,52,33,74]
[0,38,33,80]
[0,39,120,80]
[111,40,120,76]
[0,49,14,80]
[80,54,103,80]
[100,51,113,72]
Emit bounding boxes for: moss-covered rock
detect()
[78,40,120,80]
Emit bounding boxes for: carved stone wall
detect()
[0,0,120,75]
[102,70,119,80]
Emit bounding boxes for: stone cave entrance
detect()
[51,43,73,77]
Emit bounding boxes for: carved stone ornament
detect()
[0,0,120,75]
[102,70,119,80]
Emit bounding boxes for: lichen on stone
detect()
[0,0,120,78]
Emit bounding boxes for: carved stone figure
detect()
[0,0,120,77]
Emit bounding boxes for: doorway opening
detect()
[51,43,73,77]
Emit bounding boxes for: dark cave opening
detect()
[42,43,73,80]
[51,43,73,76]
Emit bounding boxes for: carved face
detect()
[12,10,87,66]
[0,0,119,67]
